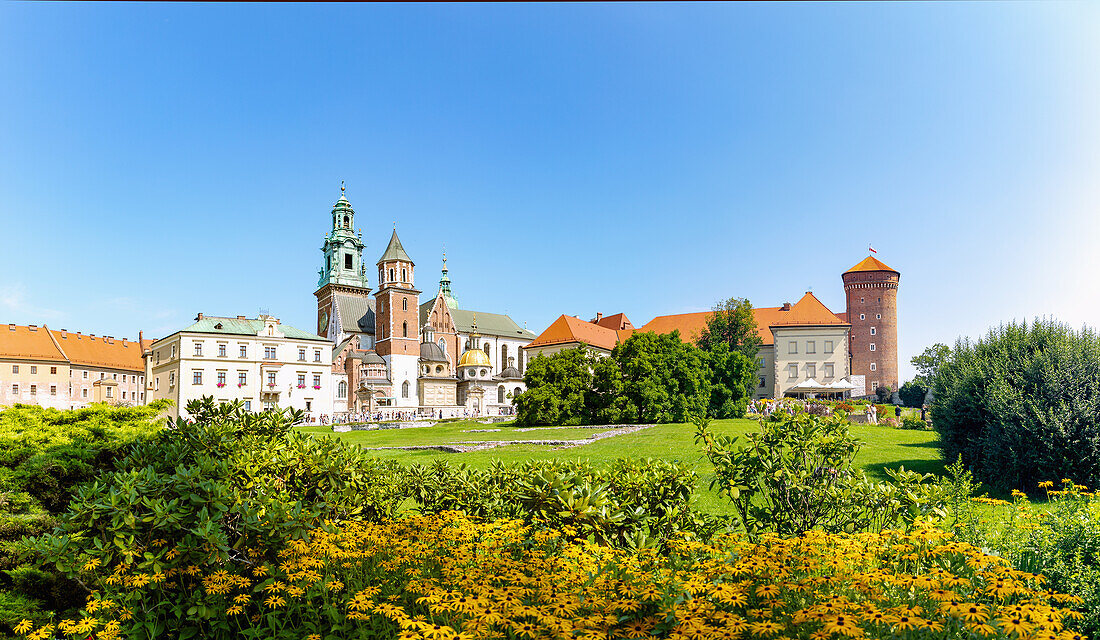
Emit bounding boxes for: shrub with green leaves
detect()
[932,318,1100,493]
[0,401,166,633]
[695,412,947,538]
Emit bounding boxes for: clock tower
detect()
[314,183,372,341]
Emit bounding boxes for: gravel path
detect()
[363,424,655,453]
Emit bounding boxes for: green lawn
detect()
[295,419,944,514]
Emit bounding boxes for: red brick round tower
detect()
[842,256,900,397]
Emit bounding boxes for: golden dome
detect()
[458,348,491,368]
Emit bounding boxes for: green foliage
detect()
[696,296,762,360]
[611,332,710,424]
[703,342,756,419]
[874,385,892,403]
[403,458,710,547]
[898,380,928,408]
[900,414,928,430]
[514,348,595,426]
[911,342,951,387]
[695,412,947,538]
[0,402,165,632]
[23,397,408,638]
[932,318,1100,493]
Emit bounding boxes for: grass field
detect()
[296,418,944,514]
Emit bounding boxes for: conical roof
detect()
[845,256,897,274]
[377,229,413,265]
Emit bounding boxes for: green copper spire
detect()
[439,250,458,308]
[316,183,370,291]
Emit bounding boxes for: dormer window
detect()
[214,323,223,330]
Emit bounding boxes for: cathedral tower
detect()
[315,183,371,340]
[842,256,900,397]
[375,229,421,407]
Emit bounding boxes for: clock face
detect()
[319,311,329,334]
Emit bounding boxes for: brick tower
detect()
[375,229,421,408]
[842,256,900,397]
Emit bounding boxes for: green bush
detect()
[0,402,165,632]
[696,412,947,538]
[900,414,928,430]
[932,318,1100,493]
[898,380,928,408]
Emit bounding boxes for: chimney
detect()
[781,302,791,311]
[138,330,144,346]
[107,336,114,344]
[60,329,67,338]
[8,324,14,331]
[195,313,204,321]
[595,312,603,323]
[28,324,37,331]
[121,338,127,346]
[237,315,246,320]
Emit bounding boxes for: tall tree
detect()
[515,347,595,426]
[706,342,757,419]
[911,343,951,387]
[697,297,762,360]
[611,331,710,424]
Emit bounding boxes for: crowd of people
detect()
[295,404,518,427]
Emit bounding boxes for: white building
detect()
[144,314,333,420]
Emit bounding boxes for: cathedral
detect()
[314,186,534,417]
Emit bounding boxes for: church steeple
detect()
[438,250,458,308]
[316,183,370,291]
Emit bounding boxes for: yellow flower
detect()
[823,615,863,637]
[13,619,33,634]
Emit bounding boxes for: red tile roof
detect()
[0,324,67,362]
[845,256,898,274]
[526,315,622,352]
[638,293,847,347]
[592,313,634,331]
[51,330,146,372]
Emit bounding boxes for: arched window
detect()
[343,216,349,227]
[338,381,347,399]
[402,321,408,338]
[402,298,407,311]
[401,381,409,398]
[389,268,394,282]
[514,386,522,398]
[501,344,508,371]
[439,338,446,354]
[379,267,384,283]
[483,343,490,358]
[464,339,470,350]
[498,386,505,404]
[402,268,407,282]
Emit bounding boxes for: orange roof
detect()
[527,315,622,352]
[845,255,897,274]
[0,324,67,363]
[50,329,146,372]
[593,313,634,331]
[638,293,847,347]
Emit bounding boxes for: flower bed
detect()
[28,513,1083,640]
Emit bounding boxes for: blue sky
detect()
[2,3,1098,382]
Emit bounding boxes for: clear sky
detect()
[2,3,1098,382]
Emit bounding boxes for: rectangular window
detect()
[122,391,126,400]
[305,401,312,412]
[30,385,36,395]
[264,346,276,360]
[244,400,251,411]
[11,365,17,374]
[876,314,881,320]
[788,364,798,379]
[217,372,226,386]
[30,366,37,374]
[112,373,117,380]
[759,377,766,388]
[788,341,797,354]
[105,387,112,398]
[314,350,321,362]
[313,374,321,388]
[155,377,160,391]
[11,384,18,394]
[870,343,876,352]
[83,370,88,379]
[870,327,876,336]
[267,372,276,386]
[757,357,765,368]
[872,381,879,391]
[824,363,834,378]
[169,372,175,387]
[824,340,833,353]
[807,363,816,379]
[50,366,57,374]
[806,341,815,354]
[193,371,202,385]
[171,345,176,358]
[344,253,353,269]
[194,342,203,356]
[870,363,877,371]
[263,400,275,411]
[239,345,248,358]
[100,372,105,380]
[218,344,227,357]
[298,348,306,361]
[239,372,247,386]
[50,385,56,395]
[82,388,88,398]
[297,374,306,387]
